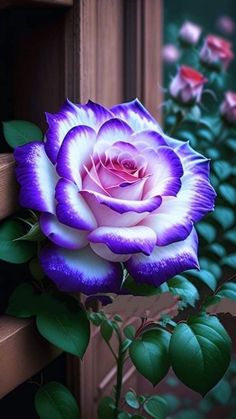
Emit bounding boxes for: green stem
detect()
[105,340,117,361]
[115,331,125,413]
[168,111,184,136]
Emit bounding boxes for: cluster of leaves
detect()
[88,308,231,419]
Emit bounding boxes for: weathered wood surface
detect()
[0,316,61,398]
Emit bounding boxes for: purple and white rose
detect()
[14,99,216,295]
[170,65,207,105]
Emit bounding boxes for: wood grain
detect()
[0,315,60,398]
[0,154,19,220]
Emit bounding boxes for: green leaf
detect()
[175,130,197,146]
[118,413,131,419]
[125,391,140,409]
[207,243,226,258]
[100,320,113,342]
[98,397,116,419]
[170,315,232,395]
[197,128,214,142]
[196,222,216,243]
[36,294,90,357]
[121,338,132,353]
[143,396,168,419]
[224,228,236,244]
[187,269,217,291]
[89,312,104,326]
[0,219,36,263]
[168,275,199,307]
[162,394,180,412]
[206,148,220,160]
[14,222,45,242]
[3,120,43,148]
[123,275,161,296]
[209,378,232,404]
[213,161,232,180]
[199,258,222,281]
[221,253,236,268]
[204,295,222,308]
[35,381,80,419]
[212,206,235,230]
[226,138,236,152]
[175,409,204,419]
[114,314,123,322]
[124,325,136,340]
[129,329,171,386]
[6,283,39,318]
[217,282,236,300]
[187,105,201,122]
[219,184,236,206]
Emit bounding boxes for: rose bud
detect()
[169,65,207,105]
[216,15,235,36]
[220,91,236,125]
[179,21,202,46]
[200,35,234,70]
[162,44,180,64]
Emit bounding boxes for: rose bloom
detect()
[179,21,202,46]
[14,99,216,295]
[170,65,207,105]
[200,35,234,70]
[162,44,180,64]
[220,91,236,125]
[216,16,235,36]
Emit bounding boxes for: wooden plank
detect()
[0,316,61,398]
[0,0,73,9]
[125,0,163,121]
[0,154,19,220]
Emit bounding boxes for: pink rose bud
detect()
[162,44,180,63]
[200,35,234,70]
[216,15,235,36]
[170,65,207,105]
[220,91,236,125]
[179,21,202,45]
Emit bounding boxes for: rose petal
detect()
[97,118,133,146]
[81,189,162,214]
[90,242,131,262]
[143,146,183,198]
[40,244,123,294]
[82,191,149,227]
[110,99,162,132]
[141,212,193,246]
[125,228,199,286]
[45,99,113,163]
[89,226,156,256]
[56,125,96,187]
[14,142,57,214]
[160,139,216,222]
[40,213,88,250]
[130,130,167,151]
[56,178,97,230]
